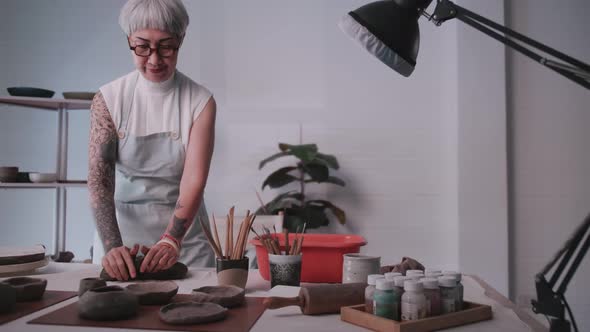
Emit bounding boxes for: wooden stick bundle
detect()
[255,222,307,256]
[200,206,257,260]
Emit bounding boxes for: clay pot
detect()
[78,278,107,296]
[126,281,178,305]
[216,257,249,289]
[192,285,245,308]
[1,277,47,301]
[159,302,227,325]
[78,285,138,321]
[0,283,17,313]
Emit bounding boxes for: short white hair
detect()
[119,0,189,40]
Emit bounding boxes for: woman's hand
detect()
[140,243,178,273]
[102,244,139,281]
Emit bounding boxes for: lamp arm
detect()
[430,0,590,89]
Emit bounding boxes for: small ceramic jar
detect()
[342,254,381,284]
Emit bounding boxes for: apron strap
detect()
[171,71,182,141]
[118,71,140,138]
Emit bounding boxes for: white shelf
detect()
[0,96,91,256]
[0,181,87,189]
[0,96,91,111]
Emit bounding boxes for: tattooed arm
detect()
[88,91,137,280]
[141,97,217,272]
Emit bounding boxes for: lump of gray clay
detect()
[0,283,16,313]
[126,281,178,305]
[159,302,228,325]
[78,285,138,321]
[100,257,187,281]
[192,285,245,308]
[1,277,47,302]
[78,277,107,296]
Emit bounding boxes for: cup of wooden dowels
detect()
[252,223,306,287]
[199,207,256,289]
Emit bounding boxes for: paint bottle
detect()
[421,277,441,316]
[365,274,384,314]
[374,279,400,320]
[443,271,464,310]
[405,269,424,276]
[401,280,427,320]
[393,276,413,295]
[438,276,458,314]
[384,272,402,281]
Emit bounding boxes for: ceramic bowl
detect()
[78,277,107,296]
[62,92,95,100]
[1,277,47,301]
[126,281,178,305]
[78,285,138,320]
[0,167,19,183]
[28,172,57,183]
[0,283,17,313]
[7,87,54,98]
[192,285,245,308]
[159,301,228,325]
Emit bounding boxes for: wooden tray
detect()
[341,301,492,332]
[29,294,266,332]
[0,290,76,325]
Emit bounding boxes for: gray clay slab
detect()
[159,302,228,325]
[192,285,245,308]
[126,281,178,305]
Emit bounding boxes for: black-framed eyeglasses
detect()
[128,40,179,58]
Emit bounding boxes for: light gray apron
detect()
[92,72,215,267]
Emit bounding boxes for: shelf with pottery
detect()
[0,95,92,257]
[0,181,87,189]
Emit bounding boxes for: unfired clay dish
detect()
[1,277,47,301]
[0,283,16,313]
[78,285,138,321]
[192,285,245,308]
[126,281,178,305]
[78,277,107,296]
[159,301,228,325]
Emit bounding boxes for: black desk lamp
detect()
[339,1,590,331]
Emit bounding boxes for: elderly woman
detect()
[88,0,215,280]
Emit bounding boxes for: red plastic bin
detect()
[250,233,367,283]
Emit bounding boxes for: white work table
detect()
[0,263,545,332]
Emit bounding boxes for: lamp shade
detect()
[339,0,432,77]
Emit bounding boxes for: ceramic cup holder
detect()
[216,257,249,289]
[342,253,381,284]
[268,253,302,288]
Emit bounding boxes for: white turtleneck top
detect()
[99,70,213,150]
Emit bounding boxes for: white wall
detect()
[0,0,522,306]
[507,0,590,330]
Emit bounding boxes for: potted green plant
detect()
[256,143,346,232]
